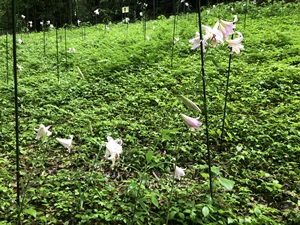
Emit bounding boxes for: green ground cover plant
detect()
[0,1,299,224]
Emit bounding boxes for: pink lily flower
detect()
[181,114,202,131]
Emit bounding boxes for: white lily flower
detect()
[94,9,100,15]
[34,124,52,140]
[175,166,186,180]
[69,47,76,53]
[233,15,238,23]
[124,17,130,23]
[40,21,43,25]
[226,32,244,54]
[21,15,25,19]
[46,20,50,25]
[202,21,224,47]
[105,136,122,167]
[189,32,208,51]
[17,65,23,70]
[174,37,179,44]
[56,135,73,153]
[18,38,23,44]
[139,12,143,17]
[28,21,33,27]
[218,19,236,39]
[50,24,54,28]
[77,20,81,25]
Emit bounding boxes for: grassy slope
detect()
[0,2,299,224]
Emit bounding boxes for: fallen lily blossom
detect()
[34,124,52,140]
[175,166,186,180]
[181,114,202,131]
[56,135,73,153]
[105,136,122,167]
[226,32,244,54]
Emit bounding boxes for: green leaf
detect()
[228,217,236,224]
[202,206,209,217]
[146,151,153,163]
[218,177,235,191]
[211,166,221,175]
[178,212,185,219]
[24,207,37,218]
[168,211,177,219]
[151,194,159,208]
[200,172,209,179]
[254,207,261,216]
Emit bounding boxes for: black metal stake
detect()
[197,0,213,202]
[43,25,46,55]
[56,26,60,82]
[65,26,68,68]
[12,0,21,223]
[6,32,9,84]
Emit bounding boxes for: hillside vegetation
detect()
[0,2,299,224]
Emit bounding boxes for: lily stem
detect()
[166,146,180,225]
[220,33,234,149]
[197,0,213,202]
[171,1,179,67]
